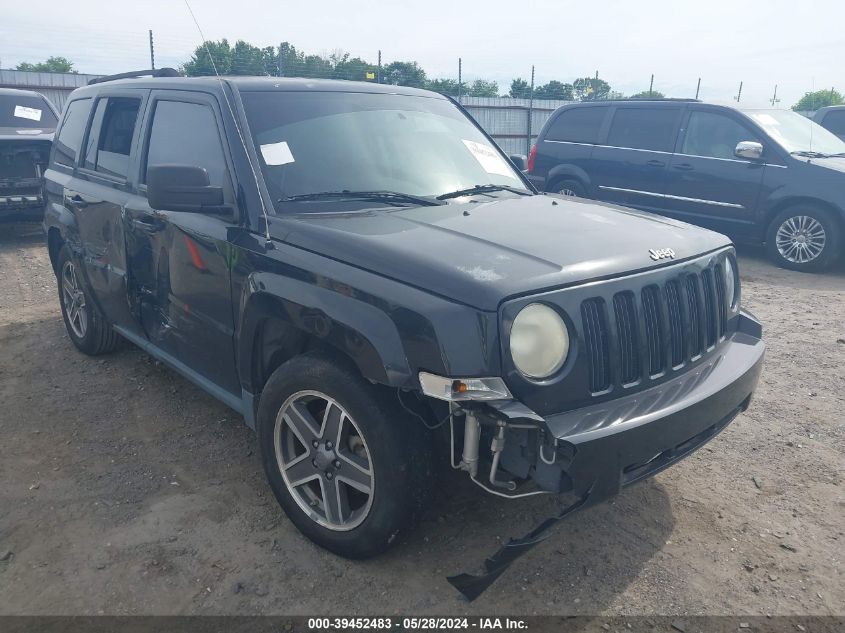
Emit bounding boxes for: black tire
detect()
[257,352,433,559]
[550,178,587,198]
[765,205,842,272]
[56,245,120,355]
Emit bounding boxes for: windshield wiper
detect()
[790,150,832,158]
[279,190,443,207]
[436,184,532,201]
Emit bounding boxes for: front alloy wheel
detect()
[775,215,826,265]
[766,206,841,272]
[275,391,374,530]
[257,352,433,559]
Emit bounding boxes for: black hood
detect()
[0,126,55,142]
[270,195,732,311]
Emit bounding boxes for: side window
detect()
[84,97,141,178]
[682,111,759,160]
[606,107,680,152]
[144,100,229,191]
[545,107,606,144]
[821,110,845,137]
[53,98,92,167]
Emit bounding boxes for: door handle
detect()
[646,159,665,167]
[130,215,165,232]
[673,163,695,171]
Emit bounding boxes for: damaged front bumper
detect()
[457,310,765,506]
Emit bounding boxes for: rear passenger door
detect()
[663,108,765,237]
[65,91,147,333]
[123,91,241,397]
[590,105,682,212]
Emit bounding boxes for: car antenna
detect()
[182,0,274,246]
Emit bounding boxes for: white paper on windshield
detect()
[16,129,43,135]
[260,141,295,166]
[462,139,512,177]
[14,105,42,122]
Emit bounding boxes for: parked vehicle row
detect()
[43,73,764,559]
[0,88,59,223]
[526,99,845,272]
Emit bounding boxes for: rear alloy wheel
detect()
[56,245,120,355]
[766,206,841,272]
[553,179,586,198]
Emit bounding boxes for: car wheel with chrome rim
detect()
[257,352,433,559]
[766,205,841,272]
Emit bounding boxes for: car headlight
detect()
[725,256,739,312]
[510,303,570,379]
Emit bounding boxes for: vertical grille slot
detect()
[714,264,727,338]
[613,292,640,383]
[581,298,611,393]
[641,285,665,376]
[685,275,703,358]
[665,279,685,366]
[701,268,717,348]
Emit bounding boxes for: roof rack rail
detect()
[88,68,182,86]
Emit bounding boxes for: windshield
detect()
[0,94,58,129]
[745,109,845,155]
[240,91,527,212]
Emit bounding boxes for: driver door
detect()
[663,107,766,239]
[123,91,242,396]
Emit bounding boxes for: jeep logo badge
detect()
[649,248,676,261]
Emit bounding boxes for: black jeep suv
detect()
[527,99,845,272]
[43,73,764,559]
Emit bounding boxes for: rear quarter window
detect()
[53,98,92,168]
[545,107,606,144]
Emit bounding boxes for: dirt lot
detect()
[0,222,842,616]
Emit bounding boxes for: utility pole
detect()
[458,57,462,101]
[770,84,780,107]
[278,43,283,77]
[594,70,599,99]
[377,50,381,83]
[527,65,535,155]
[695,77,701,99]
[734,81,743,102]
[149,30,155,70]
[649,73,654,96]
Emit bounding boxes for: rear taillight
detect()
[527,144,537,173]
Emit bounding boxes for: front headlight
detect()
[725,256,739,312]
[510,303,570,379]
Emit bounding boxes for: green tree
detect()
[467,79,499,97]
[509,78,531,98]
[534,80,574,100]
[382,61,427,88]
[15,56,76,73]
[183,39,234,75]
[629,90,665,99]
[573,76,611,100]
[427,78,461,96]
[331,53,378,81]
[792,89,844,111]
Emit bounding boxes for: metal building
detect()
[0,70,102,112]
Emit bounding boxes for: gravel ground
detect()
[0,222,842,616]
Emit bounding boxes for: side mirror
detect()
[735,141,763,160]
[509,154,527,171]
[147,164,225,212]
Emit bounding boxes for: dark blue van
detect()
[527,100,845,271]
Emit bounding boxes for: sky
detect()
[1,0,843,108]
